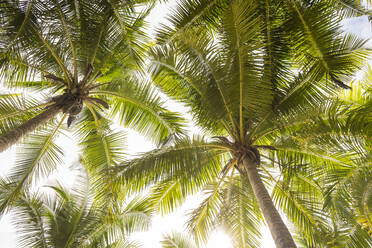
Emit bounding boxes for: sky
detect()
[0,2,372,248]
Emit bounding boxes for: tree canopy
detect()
[0,0,371,247]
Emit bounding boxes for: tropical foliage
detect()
[161,232,197,248]
[0,0,371,247]
[10,174,153,248]
[0,0,185,214]
[109,0,372,247]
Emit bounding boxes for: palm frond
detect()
[0,93,49,134]
[111,135,227,195]
[218,175,262,248]
[161,232,197,248]
[329,0,372,18]
[285,1,368,89]
[187,181,224,245]
[119,195,153,235]
[10,172,153,248]
[91,78,186,145]
[10,193,48,248]
[156,0,229,43]
[0,0,151,86]
[187,173,262,247]
[266,161,328,246]
[351,167,372,235]
[0,116,65,214]
[151,30,238,134]
[74,107,126,210]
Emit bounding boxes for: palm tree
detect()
[0,0,185,213]
[111,0,370,247]
[0,0,184,152]
[10,175,153,248]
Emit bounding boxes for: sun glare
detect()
[206,229,233,248]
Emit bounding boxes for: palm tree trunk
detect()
[242,157,297,248]
[0,104,62,153]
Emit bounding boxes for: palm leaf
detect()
[91,78,186,145]
[111,136,227,195]
[0,115,66,214]
[156,0,230,43]
[161,232,197,248]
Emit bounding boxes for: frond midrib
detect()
[54,0,78,83]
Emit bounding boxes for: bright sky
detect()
[0,2,371,248]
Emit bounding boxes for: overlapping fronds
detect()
[147,149,226,215]
[218,175,262,248]
[350,167,372,235]
[0,0,152,85]
[74,107,126,211]
[251,33,368,142]
[92,78,186,145]
[0,93,48,134]
[342,68,372,142]
[186,174,262,247]
[0,117,65,214]
[9,192,47,248]
[150,40,228,134]
[156,0,230,44]
[76,108,126,172]
[218,0,273,136]
[152,0,369,142]
[10,174,153,248]
[285,1,368,87]
[112,135,227,195]
[148,0,371,245]
[290,160,372,247]
[258,96,371,246]
[254,84,369,151]
[0,0,187,218]
[267,160,328,246]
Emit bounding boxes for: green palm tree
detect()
[11,175,153,248]
[111,0,370,247]
[0,0,185,213]
[0,0,185,152]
